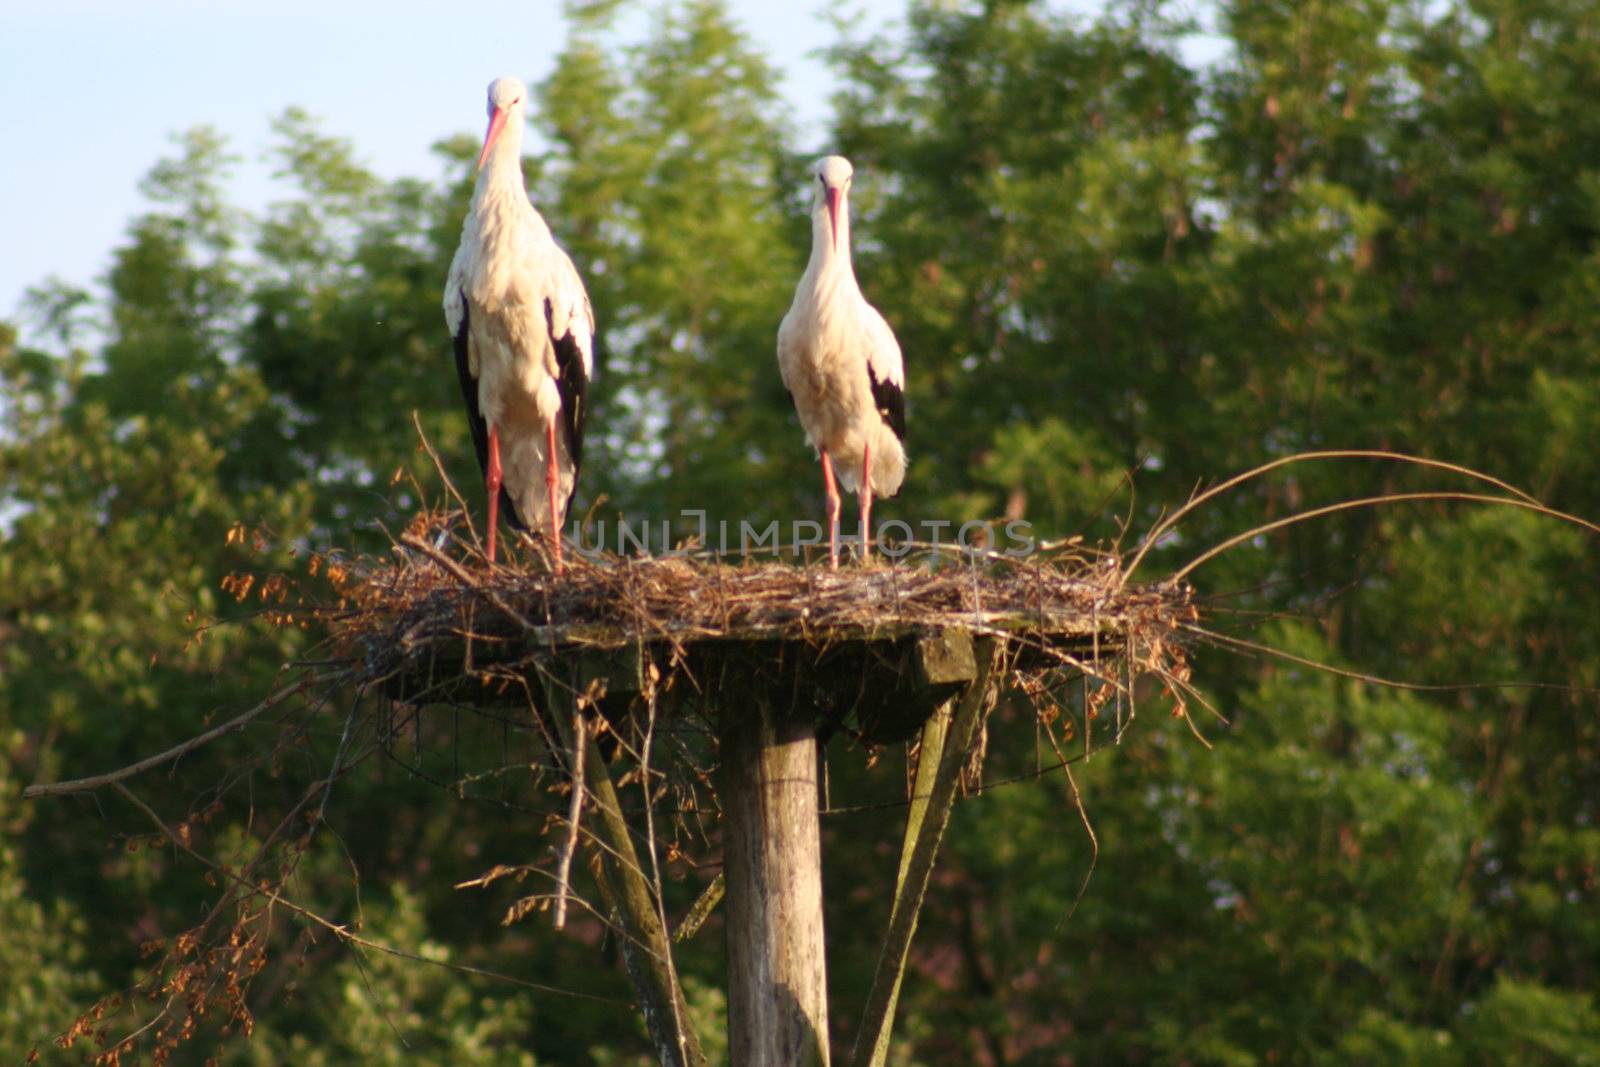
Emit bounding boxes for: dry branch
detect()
[22,676,318,799]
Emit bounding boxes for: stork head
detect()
[814,155,854,252]
[478,76,528,170]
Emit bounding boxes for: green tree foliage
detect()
[3,0,1598,1062]
[0,736,99,1061]
[243,108,473,533]
[539,0,808,528]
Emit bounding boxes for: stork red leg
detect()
[545,421,564,570]
[821,450,840,569]
[859,440,873,564]
[485,425,504,563]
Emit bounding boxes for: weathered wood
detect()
[856,699,950,1067]
[541,673,705,1067]
[384,626,988,750]
[720,689,831,1066]
[673,871,725,944]
[378,617,1110,714]
[577,644,646,697]
[850,639,997,1067]
[912,629,976,688]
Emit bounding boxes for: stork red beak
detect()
[477,106,510,170]
[825,187,841,251]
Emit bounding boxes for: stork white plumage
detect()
[778,155,908,567]
[444,76,593,566]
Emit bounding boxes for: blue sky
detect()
[0,1,845,334]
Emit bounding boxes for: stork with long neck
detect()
[778,155,908,567]
[444,76,593,566]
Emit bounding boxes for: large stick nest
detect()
[329,515,1198,744]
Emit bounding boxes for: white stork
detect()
[444,76,593,566]
[778,155,907,567]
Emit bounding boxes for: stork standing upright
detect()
[778,155,907,568]
[444,76,593,566]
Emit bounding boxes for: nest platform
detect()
[338,540,1197,744]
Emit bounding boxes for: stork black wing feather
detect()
[867,364,908,442]
[546,297,590,523]
[452,295,525,529]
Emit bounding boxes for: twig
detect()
[23,676,317,799]
[553,707,587,930]
[631,579,692,1059]
[1041,727,1098,932]
[410,411,482,554]
[1172,490,1600,582]
[399,531,481,588]
[314,687,364,826]
[1125,449,1553,580]
[1189,624,1600,696]
[111,780,625,1005]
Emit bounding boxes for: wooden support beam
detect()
[720,688,831,1066]
[540,671,705,1067]
[849,638,997,1067]
[912,629,977,688]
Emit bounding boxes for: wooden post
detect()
[720,688,831,1066]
